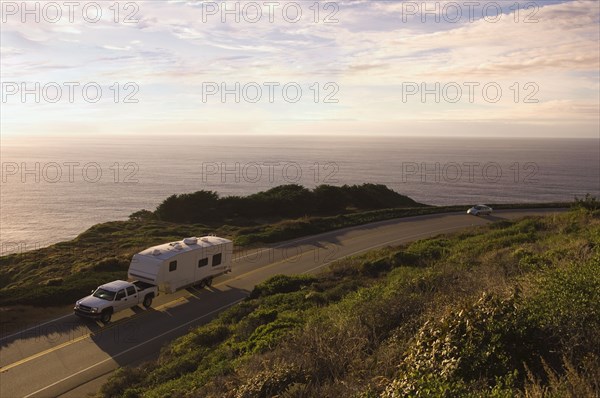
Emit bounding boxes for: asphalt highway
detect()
[0,209,565,397]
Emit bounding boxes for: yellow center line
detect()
[1,334,91,373]
[0,246,315,373]
[0,239,335,373]
[0,296,187,373]
[0,219,452,373]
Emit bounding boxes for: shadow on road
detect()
[1,285,249,363]
[87,285,249,366]
[0,313,97,350]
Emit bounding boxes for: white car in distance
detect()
[467,204,493,216]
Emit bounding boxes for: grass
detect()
[97,208,600,398]
[0,200,568,308]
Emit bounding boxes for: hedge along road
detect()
[0,208,565,398]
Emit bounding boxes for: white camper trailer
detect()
[128,236,233,294]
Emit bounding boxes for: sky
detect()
[0,0,599,138]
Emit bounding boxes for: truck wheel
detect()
[101,310,112,324]
[205,277,213,287]
[143,295,153,308]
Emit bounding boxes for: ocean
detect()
[1,135,598,255]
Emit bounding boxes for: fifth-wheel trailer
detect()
[128,236,233,294]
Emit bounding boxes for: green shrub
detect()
[92,257,130,272]
[154,184,423,223]
[243,317,302,354]
[218,301,259,325]
[321,279,365,303]
[407,238,451,261]
[249,274,316,299]
[191,324,231,347]
[359,258,392,276]
[517,252,551,271]
[573,193,600,211]
[525,254,600,359]
[389,250,420,267]
[524,355,600,398]
[128,209,156,221]
[236,309,279,340]
[383,293,544,396]
[234,363,306,398]
[43,277,63,286]
[151,348,207,385]
[98,365,148,398]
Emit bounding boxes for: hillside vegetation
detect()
[0,184,424,307]
[151,184,423,223]
[0,184,571,309]
[99,208,600,398]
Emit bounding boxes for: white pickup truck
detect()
[74,280,158,323]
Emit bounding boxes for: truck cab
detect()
[74,280,157,323]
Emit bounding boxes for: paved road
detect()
[0,209,564,397]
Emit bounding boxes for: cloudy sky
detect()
[1,0,598,137]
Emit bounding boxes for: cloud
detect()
[0,46,23,57]
[102,45,133,51]
[0,0,597,137]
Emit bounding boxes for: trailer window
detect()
[169,261,177,272]
[198,258,208,268]
[126,286,136,296]
[212,253,222,266]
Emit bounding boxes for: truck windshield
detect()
[93,288,116,301]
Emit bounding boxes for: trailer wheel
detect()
[205,277,213,287]
[100,309,112,324]
[143,294,153,308]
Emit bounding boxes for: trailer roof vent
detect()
[201,237,210,242]
[183,237,198,245]
[152,249,162,256]
[173,243,183,250]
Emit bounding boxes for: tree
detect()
[128,209,156,221]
